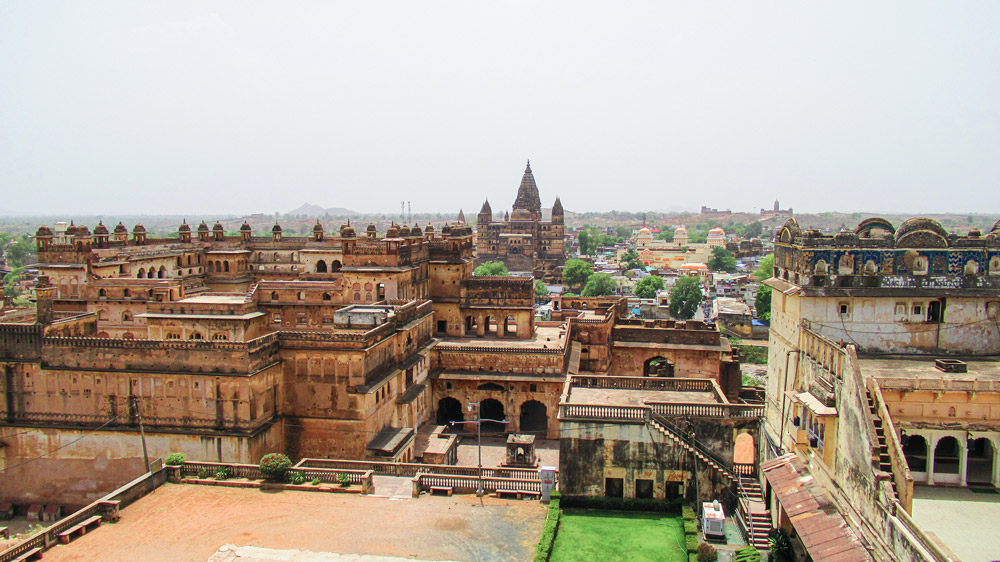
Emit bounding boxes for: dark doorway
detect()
[437,320,447,333]
[437,397,464,428]
[644,356,674,377]
[605,477,624,498]
[635,479,654,499]
[903,434,928,472]
[519,400,548,435]
[480,398,506,434]
[967,437,995,484]
[316,260,327,273]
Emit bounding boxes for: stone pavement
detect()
[207,544,456,562]
[911,485,1000,562]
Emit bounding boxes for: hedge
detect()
[686,534,699,553]
[682,505,697,521]
[559,496,685,514]
[533,491,562,562]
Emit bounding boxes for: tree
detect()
[755,284,772,323]
[534,280,549,297]
[655,229,674,242]
[634,275,665,299]
[577,230,595,255]
[745,221,763,239]
[563,259,593,290]
[707,247,737,273]
[669,276,703,320]
[581,273,617,296]
[473,261,509,276]
[5,235,36,268]
[620,248,643,271]
[754,254,774,281]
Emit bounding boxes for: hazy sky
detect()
[2,1,998,217]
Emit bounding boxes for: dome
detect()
[178,221,191,233]
[272,223,282,233]
[312,221,323,232]
[65,222,78,236]
[708,227,725,236]
[36,225,53,237]
[510,208,532,221]
[75,225,91,237]
[440,224,452,235]
[854,217,895,238]
[639,227,651,234]
[386,224,400,238]
[240,221,251,231]
[213,221,224,231]
[680,263,708,271]
[366,223,377,233]
[132,224,146,233]
[675,225,687,233]
[410,225,422,237]
[424,223,434,232]
[895,217,949,248]
[94,222,109,235]
[197,221,209,232]
[340,223,356,238]
[398,225,411,238]
[114,222,128,234]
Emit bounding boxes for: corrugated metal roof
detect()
[762,454,873,561]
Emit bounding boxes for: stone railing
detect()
[293,458,547,481]
[412,474,543,497]
[559,401,763,423]
[570,375,713,393]
[0,468,166,562]
[870,380,914,512]
[558,404,649,422]
[179,461,374,492]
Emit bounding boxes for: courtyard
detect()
[549,509,686,562]
[910,485,1000,562]
[39,482,547,562]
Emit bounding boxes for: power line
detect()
[0,415,120,473]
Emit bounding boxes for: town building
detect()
[761,216,1000,561]
[474,162,565,280]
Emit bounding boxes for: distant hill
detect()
[285,203,358,217]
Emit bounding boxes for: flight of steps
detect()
[866,391,899,499]
[738,476,772,549]
[648,417,733,481]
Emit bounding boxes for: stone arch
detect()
[967,437,995,484]
[436,397,464,427]
[519,400,548,435]
[316,260,327,273]
[98,288,107,298]
[814,260,828,276]
[903,433,928,473]
[97,309,109,321]
[863,259,877,275]
[122,311,133,322]
[480,398,506,434]
[643,356,674,377]
[734,433,755,472]
[838,254,854,275]
[504,315,517,337]
[323,292,331,301]
[965,259,979,275]
[207,262,214,273]
[933,436,960,475]
[97,331,109,338]
[157,266,166,278]
[189,332,203,340]
[331,260,342,272]
[137,268,146,278]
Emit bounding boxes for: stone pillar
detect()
[476,315,485,337]
[959,439,969,487]
[926,435,936,485]
[992,440,1000,488]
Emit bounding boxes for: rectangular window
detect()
[912,304,922,317]
[634,479,654,499]
[604,478,624,498]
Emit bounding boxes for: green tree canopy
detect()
[707,247,737,273]
[669,276,703,320]
[577,230,594,255]
[655,228,674,242]
[535,279,549,297]
[563,259,593,290]
[744,221,764,239]
[755,283,772,323]
[473,261,509,276]
[634,275,665,299]
[4,235,36,268]
[620,248,643,271]
[754,254,774,281]
[581,273,617,296]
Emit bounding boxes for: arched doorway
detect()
[643,356,674,377]
[504,316,516,337]
[477,382,504,392]
[967,437,995,485]
[480,398,506,434]
[933,436,961,481]
[519,400,548,435]
[331,260,342,272]
[316,260,327,273]
[437,397,464,428]
[903,434,928,473]
[734,433,755,473]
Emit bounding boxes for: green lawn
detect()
[549,509,687,562]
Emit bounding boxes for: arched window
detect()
[331,260,342,272]
[147,269,155,279]
[97,309,109,321]
[122,311,133,322]
[323,292,331,301]
[212,333,228,341]
[223,261,230,272]
[137,268,145,278]
[123,289,131,298]
[298,291,305,301]
[157,266,166,279]
[316,260,327,273]
[98,288,107,298]
[207,262,214,273]
[189,332,203,340]
[271,291,279,301]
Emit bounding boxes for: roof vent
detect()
[935,359,967,373]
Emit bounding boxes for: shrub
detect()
[259,453,292,482]
[288,471,306,485]
[685,534,698,553]
[559,496,684,514]
[311,477,321,486]
[197,467,210,479]
[769,528,793,562]
[682,504,697,521]
[337,473,351,487]
[214,466,230,480]
[533,494,561,562]
[165,453,185,466]
[697,543,718,562]
[683,519,697,534]
[733,546,761,562]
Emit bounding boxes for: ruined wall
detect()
[0,422,282,505]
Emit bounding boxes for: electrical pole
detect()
[450,402,509,498]
[133,395,155,491]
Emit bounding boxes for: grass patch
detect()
[550,509,686,562]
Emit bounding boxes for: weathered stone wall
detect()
[432,377,563,438]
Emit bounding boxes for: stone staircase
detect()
[648,417,733,481]
[866,391,899,499]
[737,476,772,549]
[648,415,773,550]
